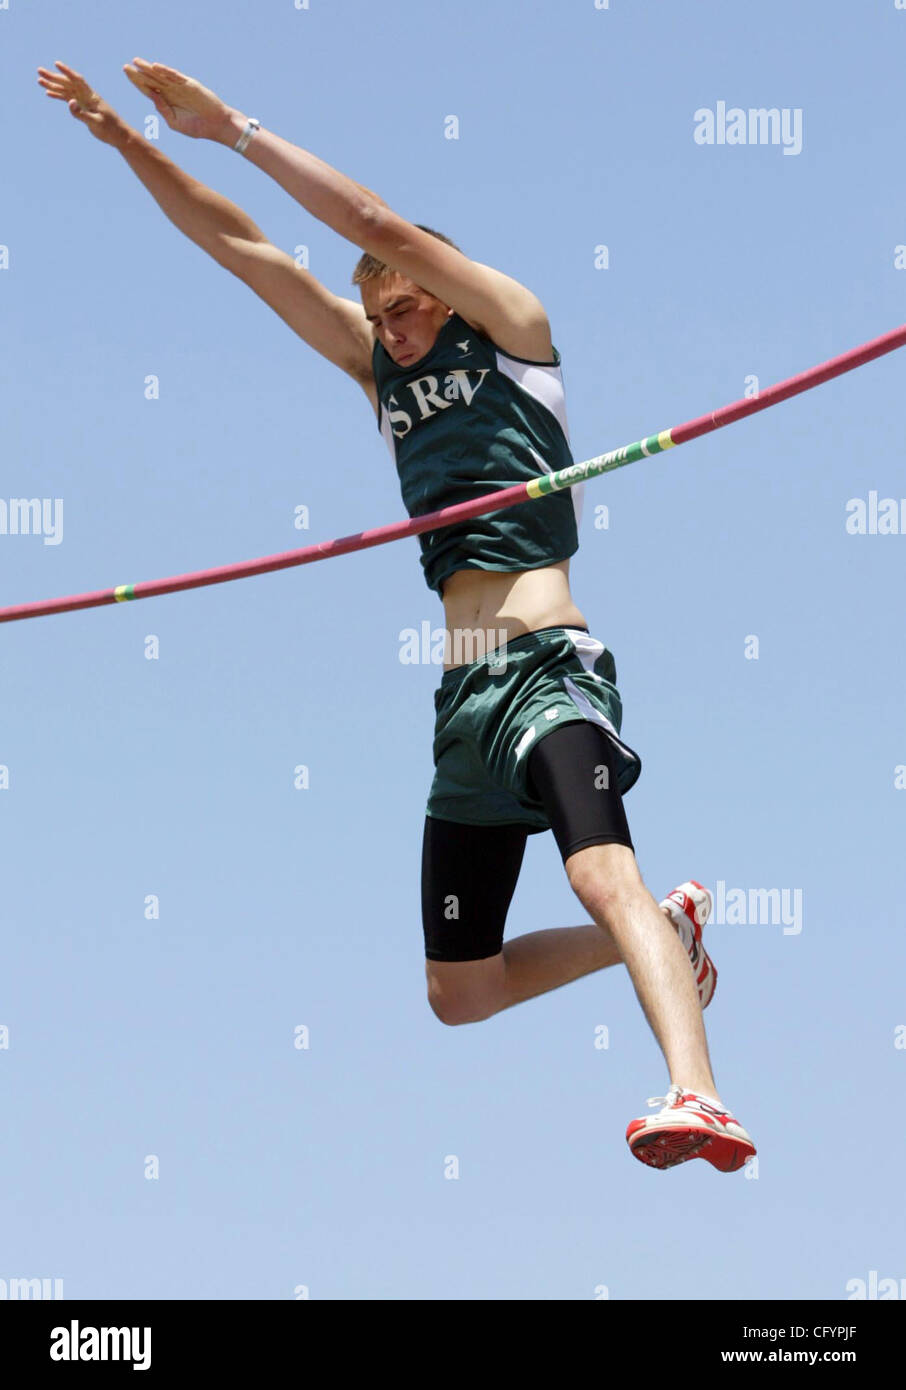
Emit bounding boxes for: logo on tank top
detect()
[385,368,490,440]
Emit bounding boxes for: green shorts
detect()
[426,625,642,832]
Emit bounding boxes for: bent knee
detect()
[425,957,503,1026]
[426,981,495,1026]
[565,842,645,914]
[428,996,492,1026]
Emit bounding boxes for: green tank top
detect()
[372,310,583,594]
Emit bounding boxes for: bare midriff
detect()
[440,560,589,671]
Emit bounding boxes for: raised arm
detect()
[36,61,376,387]
[123,59,552,360]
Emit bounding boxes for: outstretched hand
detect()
[122,59,238,142]
[37,61,129,147]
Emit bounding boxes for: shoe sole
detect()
[628,1125,755,1173]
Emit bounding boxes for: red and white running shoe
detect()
[660,880,717,1008]
[626,1086,756,1172]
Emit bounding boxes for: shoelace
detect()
[645,1087,728,1118]
[646,1085,685,1110]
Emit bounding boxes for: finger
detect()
[142,59,185,80]
[51,65,92,98]
[134,57,188,88]
[123,68,159,96]
[69,97,101,121]
[55,66,95,99]
[151,64,187,82]
[130,57,167,80]
[67,89,98,114]
[124,68,171,104]
[123,71,172,119]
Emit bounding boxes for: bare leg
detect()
[496,921,634,1008]
[564,843,719,1100]
[426,924,622,1026]
[428,899,690,1020]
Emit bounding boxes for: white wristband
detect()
[234,117,260,154]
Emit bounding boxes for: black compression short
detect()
[421,719,634,962]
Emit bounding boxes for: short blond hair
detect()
[351,225,462,286]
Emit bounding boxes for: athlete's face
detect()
[361,273,453,368]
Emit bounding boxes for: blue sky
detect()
[2,0,904,1300]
